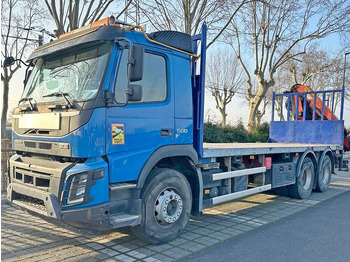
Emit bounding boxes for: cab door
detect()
[106,48,174,183]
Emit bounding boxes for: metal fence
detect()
[271,88,344,122]
[1,139,15,193]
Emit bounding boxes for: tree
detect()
[43,0,133,37]
[135,0,248,45]
[227,0,350,131]
[285,46,338,86]
[275,45,349,113]
[1,0,45,138]
[206,49,245,127]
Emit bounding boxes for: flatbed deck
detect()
[203,143,342,158]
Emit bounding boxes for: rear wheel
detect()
[131,168,192,244]
[315,155,332,192]
[287,157,314,199]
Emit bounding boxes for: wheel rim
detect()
[322,163,331,184]
[301,166,312,190]
[154,188,183,225]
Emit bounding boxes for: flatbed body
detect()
[203,142,342,158]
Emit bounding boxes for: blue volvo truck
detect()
[6,16,348,244]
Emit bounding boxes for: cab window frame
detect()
[114,48,169,105]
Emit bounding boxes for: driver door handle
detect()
[161,129,173,136]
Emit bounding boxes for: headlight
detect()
[63,168,104,206]
[66,172,88,205]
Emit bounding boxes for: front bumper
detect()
[8,181,142,231]
[8,154,141,230]
[7,182,112,230]
[8,182,142,230]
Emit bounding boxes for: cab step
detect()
[109,214,141,228]
[109,183,137,191]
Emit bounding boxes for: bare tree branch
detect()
[116,0,133,19]
[44,0,128,37]
[206,0,247,49]
[1,0,46,138]
[206,48,245,127]
[226,0,350,130]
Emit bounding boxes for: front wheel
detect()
[131,168,192,244]
[287,157,315,199]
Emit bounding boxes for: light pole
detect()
[340,52,349,120]
[339,52,349,171]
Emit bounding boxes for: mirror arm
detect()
[23,64,32,87]
[127,57,135,66]
[4,56,32,68]
[105,91,127,107]
[125,87,133,96]
[115,37,135,106]
[19,59,30,67]
[13,58,30,67]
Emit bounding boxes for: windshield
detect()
[21,41,111,104]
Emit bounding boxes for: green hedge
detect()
[203,122,269,143]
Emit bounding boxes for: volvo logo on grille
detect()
[58,143,69,149]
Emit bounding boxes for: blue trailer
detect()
[6,17,348,244]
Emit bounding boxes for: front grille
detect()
[24,141,36,148]
[13,168,51,189]
[38,143,52,150]
[14,139,71,157]
[23,141,52,150]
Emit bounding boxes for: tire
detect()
[287,157,315,199]
[315,155,332,192]
[131,168,192,245]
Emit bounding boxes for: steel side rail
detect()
[211,166,266,181]
[211,184,272,205]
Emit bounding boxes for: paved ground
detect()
[1,170,349,262]
[180,188,350,262]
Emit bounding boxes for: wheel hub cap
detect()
[301,165,312,190]
[155,188,183,225]
[322,164,331,184]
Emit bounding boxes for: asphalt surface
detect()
[180,176,350,262]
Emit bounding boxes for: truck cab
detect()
[8,17,202,244]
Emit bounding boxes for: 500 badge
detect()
[177,129,188,134]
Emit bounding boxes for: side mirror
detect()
[130,45,144,82]
[4,57,15,67]
[127,84,142,101]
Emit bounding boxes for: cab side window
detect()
[115,50,167,104]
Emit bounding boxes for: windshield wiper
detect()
[18,97,36,111]
[43,91,74,108]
